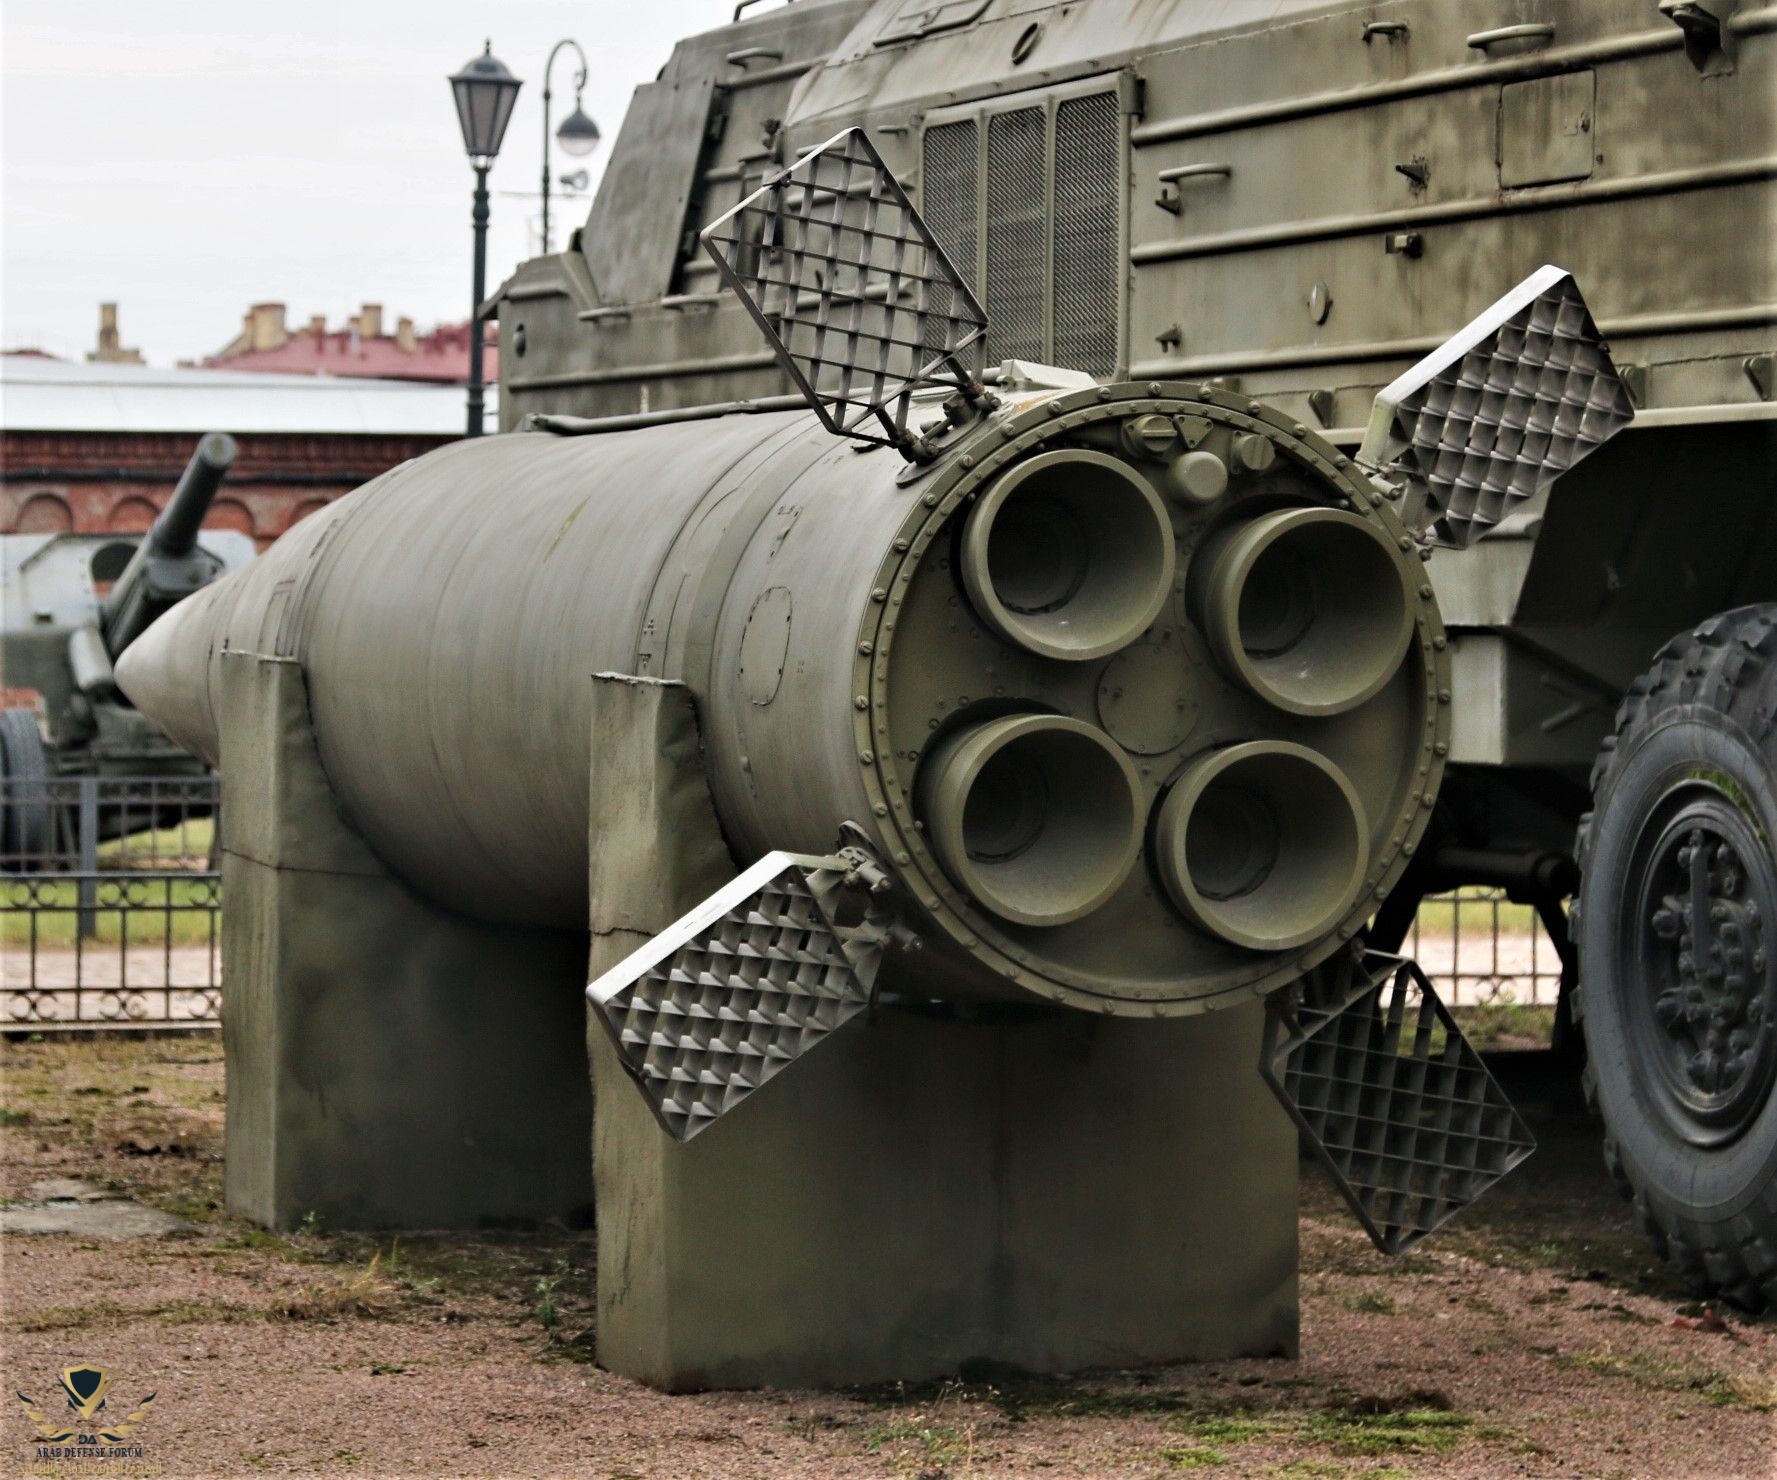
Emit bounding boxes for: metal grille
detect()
[920,119,981,372]
[701,127,988,452]
[1362,265,1634,549]
[1262,952,1536,1254]
[2,776,221,1030]
[983,106,1047,363]
[588,851,896,1141]
[1051,92,1121,377]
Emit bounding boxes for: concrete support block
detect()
[593,1002,1297,1390]
[218,651,591,1230]
[583,670,1297,1389]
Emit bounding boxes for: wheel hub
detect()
[1633,783,1776,1146]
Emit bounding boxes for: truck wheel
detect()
[0,707,55,865]
[1575,605,1777,1311]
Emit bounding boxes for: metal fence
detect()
[1405,886,1566,1008]
[1,776,1561,1030]
[2,776,221,1030]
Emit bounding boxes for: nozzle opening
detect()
[920,714,1142,927]
[1196,507,1412,716]
[961,449,1175,662]
[1156,741,1369,951]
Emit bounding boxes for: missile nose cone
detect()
[114,580,225,766]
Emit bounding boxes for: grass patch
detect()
[1158,1444,1227,1469]
[0,874,220,948]
[97,817,215,867]
[1565,1348,1777,1410]
[1172,1414,1274,1445]
[16,1253,400,1331]
[1410,888,1535,936]
[1452,1002,1557,1050]
[860,1415,975,1474]
[1157,1393,1473,1463]
[20,1296,263,1331]
[1301,1400,1471,1457]
[0,1106,32,1126]
[852,1371,1204,1422]
[1336,1290,1399,1315]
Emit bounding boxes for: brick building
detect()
[201,301,496,383]
[1,356,474,550]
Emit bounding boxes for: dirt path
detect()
[1,1037,1771,1478]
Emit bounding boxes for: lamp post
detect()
[449,41,522,438]
[542,39,601,255]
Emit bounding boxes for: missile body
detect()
[119,380,1448,1015]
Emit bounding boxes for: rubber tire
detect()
[0,707,53,864]
[1574,604,1777,1312]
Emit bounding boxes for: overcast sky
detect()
[1,0,740,365]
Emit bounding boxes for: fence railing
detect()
[0,774,217,874]
[1,775,1562,1030]
[2,775,221,1029]
[1404,886,1566,1008]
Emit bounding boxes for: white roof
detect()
[0,355,491,435]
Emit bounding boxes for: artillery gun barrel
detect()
[151,431,236,556]
[102,432,236,655]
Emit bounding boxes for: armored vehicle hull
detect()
[488,0,1777,1308]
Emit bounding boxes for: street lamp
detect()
[449,41,522,438]
[542,39,600,256]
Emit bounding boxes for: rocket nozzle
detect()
[1192,507,1413,716]
[1155,741,1369,951]
[961,449,1175,662]
[919,713,1142,927]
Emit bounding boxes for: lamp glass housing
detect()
[450,45,523,160]
[556,103,602,158]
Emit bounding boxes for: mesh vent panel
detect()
[921,119,981,370]
[984,106,1047,363]
[1052,92,1121,377]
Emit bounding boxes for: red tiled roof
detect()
[205,324,495,383]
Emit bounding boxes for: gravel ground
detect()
[1,1036,1772,1479]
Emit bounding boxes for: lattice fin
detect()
[1260,952,1536,1254]
[700,127,988,454]
[1359,266,1634,549]
[588,851,896,1141]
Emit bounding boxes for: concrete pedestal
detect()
[217,654,1298,1381]
[592,1001,1298,1390]
[581,672,1298,1389]
[217,651,592,1230]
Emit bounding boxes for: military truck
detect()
[0,432,252,860]
[489,1,1776,1308]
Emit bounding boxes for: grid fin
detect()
[588,852,895,1141]
[700,128,988,454]
[1360,266,1634,549]
[1260,952,1536,1254]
